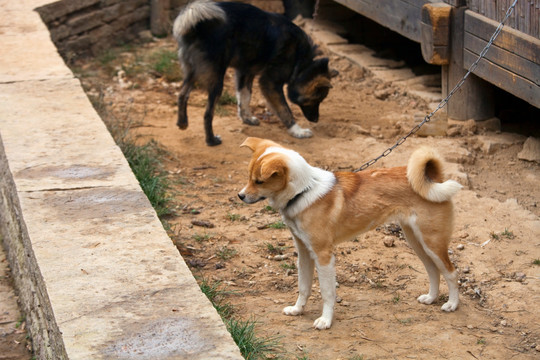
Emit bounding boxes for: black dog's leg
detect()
[204,77,225,146]
[177,71,194,130]
[259,75,313,138]
[235,70,259,126]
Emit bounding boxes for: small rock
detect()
[191,219,215,228]
[463,266,470,274]
[514,272,526,282]
[457,244,465,250]
[518,137,540,163]
[383,236,395,247]
[500,320,508,327]
[374,89,392,100]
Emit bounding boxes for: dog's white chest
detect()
[282,215,318,260]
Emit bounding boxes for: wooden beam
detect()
[420,3,451,64]
[465,10,540,64]
[332,0,426,42]
[464,33,540,86]
[463,9,540,107]
[463,52,540,108]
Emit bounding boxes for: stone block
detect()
[518,137,540,163]
[36,0,101,23]
[67,10,104,35]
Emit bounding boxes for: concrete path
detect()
[0,1,243,359]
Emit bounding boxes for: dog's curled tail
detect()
[173,0,226,39]
[407,147,462,203]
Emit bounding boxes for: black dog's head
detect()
[288,58,339,123]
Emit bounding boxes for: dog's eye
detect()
[255,179,264,185]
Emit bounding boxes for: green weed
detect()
[225,317,281,360]
[268,221,286,229]
[148,49,182,82]
[198,278,281,359]
[216,246,237,261]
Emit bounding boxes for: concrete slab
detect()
[17,188,240,360]
[0,0,244,358]
[0,31,72,82]
[0,78,133,191]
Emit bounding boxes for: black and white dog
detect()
[173,0,338,146]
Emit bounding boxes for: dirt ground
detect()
[68,29,540,360]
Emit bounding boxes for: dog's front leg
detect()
[313,254,336,330]
[235,70,259,126]
[283,237,314,316]
[259,76,312,139]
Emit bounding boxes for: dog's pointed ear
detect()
[240,137,282,153]
[240,137,262,152]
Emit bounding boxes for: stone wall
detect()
[36,0,151,61]
[37,0,285,62]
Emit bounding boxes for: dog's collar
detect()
[285,186,311,210]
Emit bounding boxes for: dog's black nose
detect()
[238,193,245,201]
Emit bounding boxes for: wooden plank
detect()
[332,0,425,42]
[464,49,540,108]
[465,10,540,64]
[464,32,540,85]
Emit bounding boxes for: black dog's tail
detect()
[173,0,226,39]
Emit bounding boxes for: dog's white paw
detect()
[283,305,303,316]
[242,116,260,126]
[441,300,458,312]
[288,124,313,139]
[313,316,332,330]
[417,294,437,305]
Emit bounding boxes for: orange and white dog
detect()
[238,137,462,329]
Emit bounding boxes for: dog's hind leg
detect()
[177,71,194,130]
[402,217,459,311]
[235,70,259,126]
[401,223,441,305]
[283,237,314,316]
[203,74,225,146]
[259,74,313,139]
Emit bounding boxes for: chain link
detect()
[353,0,518,172]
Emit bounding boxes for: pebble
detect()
[383,236,395,247]
[457,244,465,250]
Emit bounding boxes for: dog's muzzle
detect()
[300,104,319,123]
[238,193,265,204]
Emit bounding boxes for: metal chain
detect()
[353,0,518,172]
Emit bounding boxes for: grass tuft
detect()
[226,317,281,359]
[198,278,281,359]
[148,49,182,82]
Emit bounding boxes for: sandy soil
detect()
[72,34,540,360]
